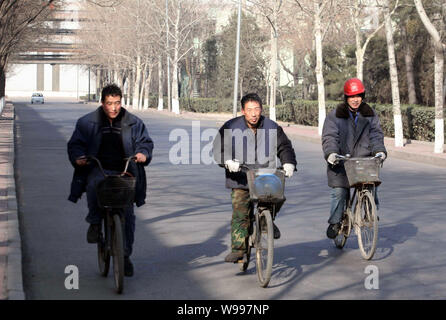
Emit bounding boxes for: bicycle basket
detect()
[246,168,285,203]
[96,175,136,208]
[344,157,381,187]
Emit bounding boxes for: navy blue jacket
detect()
[67,107,154,206]
[213,115,297,189]
[322,102,387,188]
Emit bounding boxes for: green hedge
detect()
[173,97,444,142]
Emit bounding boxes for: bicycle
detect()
[332,154,383,260]
[238,164,288,288]
[86,155,136,294]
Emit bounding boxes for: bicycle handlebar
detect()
[239,163,285,175]
[80,155,137,178]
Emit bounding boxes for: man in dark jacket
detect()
[213,93,297,263]
[322,78,386,239]
[67,84,154,276]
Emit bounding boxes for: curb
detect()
[1,103,25,300]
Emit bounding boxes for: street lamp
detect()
[232,0,242,118]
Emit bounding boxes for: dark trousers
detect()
[85,167,135,257]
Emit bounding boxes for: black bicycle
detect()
[333,154,383,260]
[238,164,288,288]
[86,155,136,294]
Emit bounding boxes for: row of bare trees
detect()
[0,1,443,152]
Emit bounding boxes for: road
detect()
[12,97,446,299]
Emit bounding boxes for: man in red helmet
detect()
[321,78,387,239]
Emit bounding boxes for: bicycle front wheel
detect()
[255,209,274,288]
[112,213,125,294]
[97,216,110,277]
[355,190,378,260]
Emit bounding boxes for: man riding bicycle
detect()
[322,78,387,239]
[67,84,154,276]
[213,93,297,263]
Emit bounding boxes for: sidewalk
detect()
[0,102,24,300]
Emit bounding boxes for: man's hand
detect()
[283,163,295,178]
[75,156,88,166]
[375,152,386,161]
[134,152,147,163]
[327,153,339,165]
[225,159,240,173]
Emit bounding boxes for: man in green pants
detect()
[213,93,297,263]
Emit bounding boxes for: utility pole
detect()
[166,0,171,112]
[232,0,242,117]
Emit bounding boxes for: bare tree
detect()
[383,0,404,147]
[291,0,342,135]
[344,0,398,81]
[0,0,59,98]
[414,0,445,153]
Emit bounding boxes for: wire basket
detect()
[96,175,136,208]
[344,157,381,187]
[246,168,285,203]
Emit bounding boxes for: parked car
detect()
[31,93,44,104]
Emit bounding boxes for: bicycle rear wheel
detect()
[112,213,125,294]
[97,216,110,277]
[356,190,378,260]
[255,209,274,288]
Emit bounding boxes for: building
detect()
[6,0,96,98]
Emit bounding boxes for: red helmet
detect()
[344,78,365,96]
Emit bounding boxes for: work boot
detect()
[124,256,134,277]
[87,224,101,243]
[326,223,341,239]
[224,252,244,263]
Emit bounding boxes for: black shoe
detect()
[87,224,101,243]
[326,223,341,239]
[224,252,244,263]
[124,257,134,277]
[273,223,281,239]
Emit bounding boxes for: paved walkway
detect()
[0,103,444,300]
[0,102,24,300]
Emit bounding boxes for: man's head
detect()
[241,93,262,128]
[101,84,122,121]
[344,78,365,110]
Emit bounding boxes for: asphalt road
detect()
[12,97,446,299]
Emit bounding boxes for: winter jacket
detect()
[322,102,387,188]
[67,107,154,206]
[213,115,297,189]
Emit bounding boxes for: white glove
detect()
[225,159,240,173]
[283,163,295,178]
[327,153,339,165]
[375,152,386,161]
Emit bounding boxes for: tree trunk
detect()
[140,64,147,110]
[384,0,404,147]
[268,7,278,122]
[414,0,444,153]
[133,56,141,109]
[0,63,6,98]
[402,25,418,104]
[171,5,181,115]
[158,56,164,110]
[314,2,326,135]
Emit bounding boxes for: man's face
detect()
[346,95,362,110]
[101,94,122,120]
[241,100,262,128]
